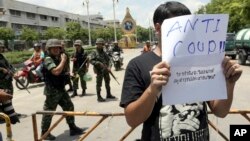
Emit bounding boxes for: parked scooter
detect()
[112,51,123,71]
[15,60,43,90]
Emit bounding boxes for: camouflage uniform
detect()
[0,43,19,124]
[71,40,89,97]
[90,38,116,102]
[41,39,83,140]
[61,47,73,92]
[42,56,75,130]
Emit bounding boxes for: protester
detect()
[120,1,242,141]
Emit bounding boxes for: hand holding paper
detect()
[161,14,230,105]
[149,61,171,96]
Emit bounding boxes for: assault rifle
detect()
[71,57,89,80]
[7,68,31,94]
[102,64,120,85]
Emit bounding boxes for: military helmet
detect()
[33,43,41,48]
[46,39,61,50]
[74,40,82,46]
[96,38,105,44]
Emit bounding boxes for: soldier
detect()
[71,40,89,97]
[0,41,20,124]
[41,39,84,140]
[61,41,73,92]
[90,38,116,102]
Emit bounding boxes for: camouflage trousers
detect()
[65,74,72,86]
[41,88,74,131]
[96,71,110,93]
[72,71,86,91]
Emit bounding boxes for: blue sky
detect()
[17,0,210,27]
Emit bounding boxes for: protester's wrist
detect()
[147,85,160,99]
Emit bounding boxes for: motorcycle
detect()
[15,60,43,90]
[112,51,123,71]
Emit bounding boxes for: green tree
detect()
[93,27,113,42]
[0,27,15,49]
[66,22,88,42]
[44,27,65,39]
[20,27,38,46]
[136,26,149,42]
[197,0,250,32]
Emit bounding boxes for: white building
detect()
[0,0,107,36]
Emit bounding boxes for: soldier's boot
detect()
[97,91,105,102]
[71,90,78,98]
[69,123,84,136]
[10,115,20,124]
[80,89,86,97]
[41,130,56,140]
[106,89,116,99]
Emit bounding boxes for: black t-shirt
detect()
[120,51,209,141]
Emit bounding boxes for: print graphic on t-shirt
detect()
[160,102,204,138]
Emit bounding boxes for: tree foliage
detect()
[0,27,15,47]
[44,27,65,39]
[66,22,88,42]
[20,27,38,42]
[136,25,149,42]
[197,0,250,32]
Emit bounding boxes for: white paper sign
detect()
[161,14,229,105]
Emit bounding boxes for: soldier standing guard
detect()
[0,41,20,124]
[90,38,116,102]
[71,40,89,97]
[41,39,83,140]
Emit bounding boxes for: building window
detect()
[40,15,47,21]
[0,21,7,27]
[51,17,58,22]
[0,8,6,15]
[26,12,35,19]
[11,23,22,30]
[10,9,21,17]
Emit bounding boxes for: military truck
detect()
[225,33,237,59]
[235,28,250,65]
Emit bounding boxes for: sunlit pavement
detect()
[1,48,250,141]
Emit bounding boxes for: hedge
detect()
[2,46,96,65]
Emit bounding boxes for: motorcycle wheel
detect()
[15,76,29,90]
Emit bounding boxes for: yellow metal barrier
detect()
[32,111,127,141]
[32,109,250,141]
[208,109,250,141]
[0,112,14,141]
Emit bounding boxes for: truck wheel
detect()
[238,52,247,65]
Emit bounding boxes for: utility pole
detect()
[112,0,117,42]
[83,0,91,46]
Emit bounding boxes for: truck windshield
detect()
[226,33,235,41]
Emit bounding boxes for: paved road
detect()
[0,48,250,141]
